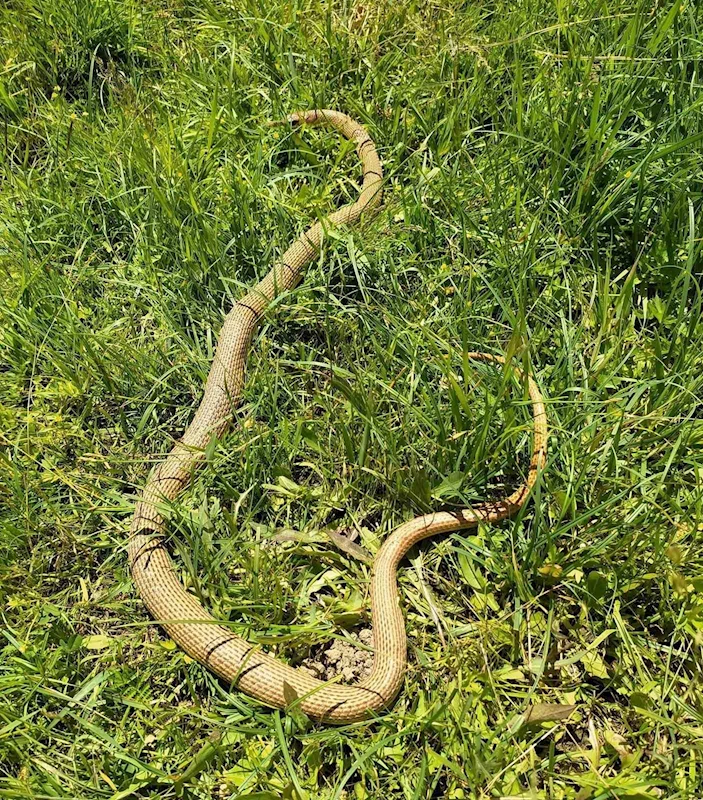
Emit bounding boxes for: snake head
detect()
[265,111,311,128]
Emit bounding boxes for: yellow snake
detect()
[129,110,548,723]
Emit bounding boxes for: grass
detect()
[1,0,703,796]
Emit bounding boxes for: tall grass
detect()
[1,0,703,797]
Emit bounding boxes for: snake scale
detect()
[129,110,548,723]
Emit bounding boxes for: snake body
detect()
[129,110,547,723]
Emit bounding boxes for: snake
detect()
[128,109,548,724]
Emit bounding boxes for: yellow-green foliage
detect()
[1,0,703,797]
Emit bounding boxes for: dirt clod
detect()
[299,628,374,682]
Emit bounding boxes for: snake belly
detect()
[128,110,548,723]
